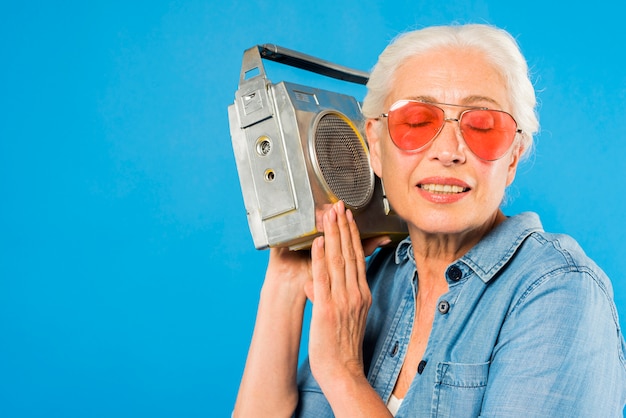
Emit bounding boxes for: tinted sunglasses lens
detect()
[460,110,518,160]
[387,102,443,151]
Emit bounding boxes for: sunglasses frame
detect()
[379,99,523,161]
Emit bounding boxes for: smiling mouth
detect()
[419,184,470,194]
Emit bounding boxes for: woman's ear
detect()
[365,118,383,178]
[505,142,525,187]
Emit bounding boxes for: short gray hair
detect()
[362,24,538,157]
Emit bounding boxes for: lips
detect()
[416,177,471,203]
[419,183,469,194]
[418,177,471,193]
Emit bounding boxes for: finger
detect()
[303,278,315,303]
[310,235,330,301]
[362,236,392,257]
[345,208,370,304]
[345,208,363,260]
[321,203,346,291]
[335,203,360,294]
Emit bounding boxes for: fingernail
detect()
[379,238,392,247]
[328,207,337,221]
[346,208,354,222]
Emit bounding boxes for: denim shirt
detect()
[296,212,626,417]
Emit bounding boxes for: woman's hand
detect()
[305,201,372,387]
[264,245,312,296]
[302,201,394,416]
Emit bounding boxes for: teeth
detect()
[420,184,467,194]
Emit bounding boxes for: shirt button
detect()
[438,300,450,314]
[417,360,427,374]
[390,341,399,357]
[446,265,462,282]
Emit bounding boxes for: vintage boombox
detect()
[227,44,407,250]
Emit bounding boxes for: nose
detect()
[427,118,467,165]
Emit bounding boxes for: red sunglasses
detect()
[379,100,523,161]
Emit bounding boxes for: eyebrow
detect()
[406,95,503,109]
[461,95,502,108]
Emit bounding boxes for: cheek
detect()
[377,144,419,207]
[379,137,412,173]
[477,164,512,202]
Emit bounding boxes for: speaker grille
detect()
[313,113,374,209]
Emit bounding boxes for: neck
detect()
[409,210,506,286]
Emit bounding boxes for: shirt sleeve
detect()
[294,357,335,417]
[479,268,626,417]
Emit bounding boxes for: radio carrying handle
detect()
[238,44,370,87]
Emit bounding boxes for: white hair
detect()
[362,24,539,157]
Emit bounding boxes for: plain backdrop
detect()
[1,1,625,417]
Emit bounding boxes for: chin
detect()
[407,211,488,236]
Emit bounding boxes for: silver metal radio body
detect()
[228,45,407,250]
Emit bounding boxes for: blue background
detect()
[1,1,625,417]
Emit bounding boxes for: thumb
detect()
[362,235,392,256]
[304,279,314,303]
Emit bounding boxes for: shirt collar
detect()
[395,235,414,265]
[393,212,544,283]
[462,212,543,283]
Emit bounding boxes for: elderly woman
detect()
[233,24,626,417]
